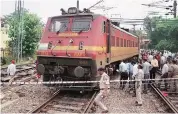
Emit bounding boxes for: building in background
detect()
[139,33,150,49]
[1,17,10,58]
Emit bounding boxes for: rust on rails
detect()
[82,91,98,113]
[150,84,178,113]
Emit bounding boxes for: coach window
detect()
[111,36,115,46]
[129,41,131,47]
[116,37,119,47]
[120,39,122,47]
[127,40,129,47]
[124,39,126,47]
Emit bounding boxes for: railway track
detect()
[150,70,178,113]
[28,90,98,113]
[1,63,36,83]
[150,84,178,113]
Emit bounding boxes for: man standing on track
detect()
[119,60,128,89]
[132,61,138,97]
[127,60,133,90]
[7,60,16,76]
[142,59,151,93]
[150,56,158,82]
[161,54,166,70]
[158,61,169,90]
[94,67,110,113]
[135,64,144,106]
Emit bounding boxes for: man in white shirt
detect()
[119,61,128,89]
[158,62,169,90]
[142,59,151,93]
[161,55,166,69]
[7,60,16,76]
[135,64,144,106]
[150,56,158,81]
[132,62,138,79]
[148,54,153,63]
[132,61,138,96]
[94,67,110,113]
[163,52,168,59]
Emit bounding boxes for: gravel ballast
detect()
[95,88,160,113]
[1,85,56,113]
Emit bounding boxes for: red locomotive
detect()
[36,7,139,91]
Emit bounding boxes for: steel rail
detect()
[1,62,34,70]
[150,84,178,113]
[83,91,98,113]
[28,89,61,113]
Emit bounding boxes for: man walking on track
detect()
[94,67,110,113]
[135,64,144,106]
[7,60,16,76]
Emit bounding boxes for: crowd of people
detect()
[118,49,178,106]
[94,49,178,113]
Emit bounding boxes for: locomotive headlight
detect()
[74,66,85,77]
[68,7,77,14]
[79,41,84,50]
[69,39,74,43]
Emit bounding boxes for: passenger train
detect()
[36,7,139,91]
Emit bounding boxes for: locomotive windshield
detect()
[50,18,69,32]
[72,17,91,32]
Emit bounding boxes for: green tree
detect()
[5,9,43,57]
[144,16,178,52]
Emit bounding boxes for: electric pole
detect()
[173,0,177,18]
[14,0,24,62]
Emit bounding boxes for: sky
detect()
[0,0,175,30]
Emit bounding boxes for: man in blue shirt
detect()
[126,60,133,90]
[142,59,152,93]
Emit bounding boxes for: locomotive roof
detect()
[51,13,102,20]
[112,24,138,38]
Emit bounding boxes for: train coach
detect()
[36,7,139,91]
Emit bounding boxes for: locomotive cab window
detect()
[72,17,91,32]
[50,18,69,32]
